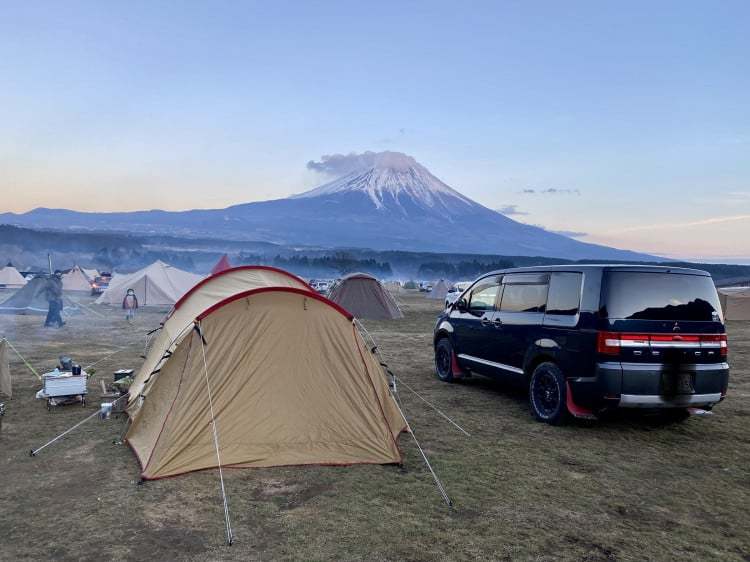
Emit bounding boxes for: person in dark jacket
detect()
[44,272,65,328]
[122,288,139,321]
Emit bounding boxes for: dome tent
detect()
[126,285,405,479]
[327,273,403,320]
[128,265,312,407]
[96,261,203,307]
[0,265,27,289]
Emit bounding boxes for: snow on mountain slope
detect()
[292,151,475,216]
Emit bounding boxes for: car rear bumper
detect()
[618,392,723,408]
[571,361,729,410]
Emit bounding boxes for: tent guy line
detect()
[197,323,235,546]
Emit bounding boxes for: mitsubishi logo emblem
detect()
[672,322,681,332]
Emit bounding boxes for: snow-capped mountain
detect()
[292,151,475,216]
[0,151,655,260]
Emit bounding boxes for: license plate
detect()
[662,372,695,395]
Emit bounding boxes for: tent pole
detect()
[30,394,128,456]
[196,323,234,546]
[391,395,453,508]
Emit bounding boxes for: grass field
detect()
[0,292,748,561]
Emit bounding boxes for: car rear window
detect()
[602,272,722,321]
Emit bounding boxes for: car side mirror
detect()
[456,298,468,312]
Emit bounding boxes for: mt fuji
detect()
[0,151,653,260]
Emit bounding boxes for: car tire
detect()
[434,338,455,383]
[529,362,570,425]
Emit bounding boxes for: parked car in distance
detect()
[419,282,433,293]
[444,281,472,308]
[90,273,111,296]
[433,265,729,425]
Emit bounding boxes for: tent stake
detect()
[196,323,234,546]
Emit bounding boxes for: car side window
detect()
[500,274,549,313]
[468,280,500,313]
[546,272,583,315]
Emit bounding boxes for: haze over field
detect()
[1,2,748,261]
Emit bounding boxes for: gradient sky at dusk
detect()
[1,1,748,261]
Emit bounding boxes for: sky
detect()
[1,1,749,262]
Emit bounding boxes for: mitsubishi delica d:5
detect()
[433,265,729,424]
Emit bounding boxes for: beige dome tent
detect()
[327,273,403,320]
[427,280,450,300]
[0,265,27,289]
[96,261,203,307]
[126,285,405,480]
[129,266,312,404]
[718,287,750,321]
[62,265,93,292]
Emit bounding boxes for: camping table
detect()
[39,371,88,410]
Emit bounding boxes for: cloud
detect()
[520,187,581,195]
[306,151,417,177]
[496,205,528,216]
[551,229,588,238]
[619,214,750,233]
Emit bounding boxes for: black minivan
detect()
[433,265,729,424]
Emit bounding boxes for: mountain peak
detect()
[293,150,475,213]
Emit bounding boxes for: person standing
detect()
[122,288,139,321]
[44,272,65,328]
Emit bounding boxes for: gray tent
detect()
[427,280,450,300]
[327,273,403,320]
[0,276,80,316]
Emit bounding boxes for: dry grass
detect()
[0,292,748,561]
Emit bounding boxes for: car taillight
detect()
[596,332,728,356]
[597,331,621,355]
[701,334,728,356]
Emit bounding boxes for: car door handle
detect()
[481,317,492,326]
[492,318,503,328]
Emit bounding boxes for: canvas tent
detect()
[0,339,11,398]
[327,273,403,320]
[128,266,312,404]
[95,261,203,307]
[62,265,93,292]
[210,254,232,275]
[0,265,27,289]
[83,268,99,280]
[0,276,80,316]
[718,287,750,321]
[126,283,405,479]
[427,280,450,300]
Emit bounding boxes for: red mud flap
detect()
[566,381,597,420]
[451,352,467,379]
